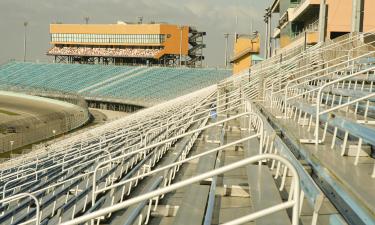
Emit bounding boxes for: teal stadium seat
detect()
[0,62,231,105]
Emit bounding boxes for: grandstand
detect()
[0,62,230,107]
[47,23,206,67]
[1,0,375,223]
[0,30,374,225]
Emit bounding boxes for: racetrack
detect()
[0,91,90,154]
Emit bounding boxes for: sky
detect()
[0,0,272,67]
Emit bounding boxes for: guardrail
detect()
[0,193,40,225]
[61,154,300,225]
[90,111,263,207]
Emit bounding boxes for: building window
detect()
[51,33,166,44]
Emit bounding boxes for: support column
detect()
[318,0,327,42]
[267,13,272,58]
[351,0,364,32]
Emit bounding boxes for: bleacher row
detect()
[0,62,231,106]
[0,31,374,225]
[0,82,308,225]
[47,47,161,58]
[238,32,375,224]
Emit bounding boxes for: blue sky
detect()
[0,0,272,67]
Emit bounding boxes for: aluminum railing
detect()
[0,86,216,171]
[0,86,215,173]
[256,31,375,179]
[0,89,220,223]
[0,83,252,224]
[13,101,242,201]
[60,154,300,225]
[0,193,40,225]
[90,110,263,205]
[0,90,214,181]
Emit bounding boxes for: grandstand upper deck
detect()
[47,23,206,67]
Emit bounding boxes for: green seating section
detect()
[0,62,231,104]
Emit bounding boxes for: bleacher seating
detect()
[237,31,375,224]
[0,62,231,105]
[48,46,162,58]
[0,31,374,225]
[0,83,304,225]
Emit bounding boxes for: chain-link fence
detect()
[0,86,90,154]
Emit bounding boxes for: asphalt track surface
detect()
[0,94,73,125]
[0,92,90,155]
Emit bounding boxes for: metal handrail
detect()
[2,168,37,199]
[91,111,262,207]
[314,66,375,145]
[1,90,229,199]
[283,54,375,118]
[0,167,36,182]
[0,86,215,171]
[0,120,194,199]
[93,113,262,195]
[61,154,300,225]
[30,104,243,196]
[0,193,40,225]
[270,38,375,99]
[254,31,374,80]
[0,91,213,172]
[285,43,375,91]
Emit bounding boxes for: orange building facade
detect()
[48,23,205,67]
[230,35,261,75]
[269,0,375,53]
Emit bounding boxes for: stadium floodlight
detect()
[23,21,28,62]
[138,16,143,24]
[178,26,183,67]
[224,33,230,68]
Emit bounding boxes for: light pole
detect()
[10,141,14,158]
[23,21,28,62]
[224,33,230,69]
[52,130,56,143]
[138,16,143,24]
[178,26,183,67]
[84,16,90,24]
[267,11,272,58]
[264,8,271,59]
[264,15,268,59]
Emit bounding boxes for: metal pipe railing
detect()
[0,193,40,225]
[0,89,214,174]
[91,111,262,207]
[314,66,375,145]
[14,101,241,197]
[61,154,300,225]
[93,114,262,195]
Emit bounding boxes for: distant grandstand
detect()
[0,62,230,108]
[47,22,206,67]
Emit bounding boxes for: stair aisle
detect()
[212,115,253,225]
